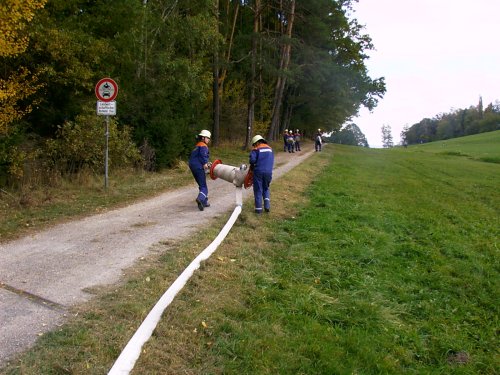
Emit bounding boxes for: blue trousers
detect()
[253,171,272,212]
[190,167,208,204]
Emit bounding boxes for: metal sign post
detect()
[105,115,109,189]
[95,78,118,190]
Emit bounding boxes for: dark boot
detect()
[196,198,204,211]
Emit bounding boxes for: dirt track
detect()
[0,147,316,366]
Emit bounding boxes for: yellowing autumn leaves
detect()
[0,0,47,57]
[0,1,46,176]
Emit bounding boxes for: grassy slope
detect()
[2,136,499,374]
[196,144,498,374]
[408,130,500,163]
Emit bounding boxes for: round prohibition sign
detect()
[95,78,118,102]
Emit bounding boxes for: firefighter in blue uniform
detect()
[189,130,211,211]
[249,135,274,214]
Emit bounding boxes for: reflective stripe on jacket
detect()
[249,144,274,174]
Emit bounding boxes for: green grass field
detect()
[407,130,500,164]
[2,134,499,374]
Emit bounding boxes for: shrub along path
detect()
[0,146,316,366]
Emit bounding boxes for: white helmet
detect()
[251,135,265,145]
[198,129,211,138]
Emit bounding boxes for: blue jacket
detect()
[249,143,274,174]
[189,142,210,170]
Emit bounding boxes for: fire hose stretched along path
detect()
[0,147,316,368]
[108,203,242,375]
[108,159,252,374]
[108,148,318,373]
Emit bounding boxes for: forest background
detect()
[1,0,387,188]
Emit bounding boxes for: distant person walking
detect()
[294,129,302,151]
[315,128,323,152]
[189,130,212,211]
[249,135,274,214]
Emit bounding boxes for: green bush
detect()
[0,124,35,185]
[45,114,142,175]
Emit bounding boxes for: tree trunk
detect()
[267,0,295,141]
[213,53,220,146]
[213,0,240,145]
[211,0,220,146]
[245,0,260,149]
[219,1,239,93]
[283,92,294,131]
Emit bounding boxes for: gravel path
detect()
[0,148,316,366]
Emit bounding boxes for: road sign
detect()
[97,101,117,116]
[95,78,118,102]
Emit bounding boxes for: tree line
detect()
[401,97,500,145]
[1,0,385,185]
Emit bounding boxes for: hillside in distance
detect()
[406,130,500,164]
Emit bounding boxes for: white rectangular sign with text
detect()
[97,101,117,116]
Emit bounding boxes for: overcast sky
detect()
[349,0,500,147]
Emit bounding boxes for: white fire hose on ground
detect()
[108,160,250,375]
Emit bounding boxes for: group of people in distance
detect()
[189,130,273,215]
[283,128,323,153]
[282,129,302,153]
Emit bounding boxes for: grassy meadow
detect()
[407,130,500,164]
[1,134,499,374]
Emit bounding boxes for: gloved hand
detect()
[244,169,253,189]
[204,161,212,174]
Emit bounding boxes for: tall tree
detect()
[271,0,385,139]
[245,0,261,149]
[0,0,47,133]
[400,125,409,146]
[213,0,241,146]
[381,124,393,148]
[331,123,369,147]
[267,0,296,141]
[0,0,47,178]
[478,95,483,119]
[212,0,221,146]
[114,0,219,168]
[0,0,47,56]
